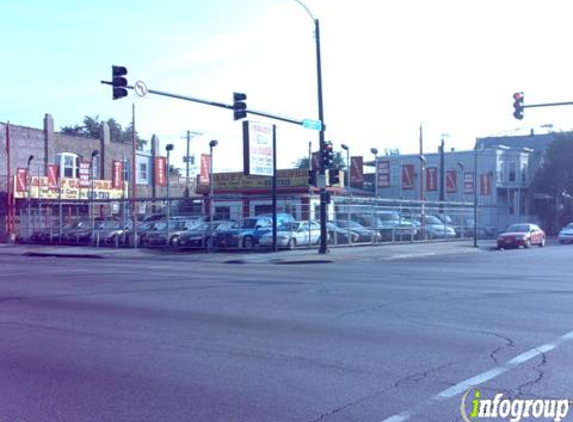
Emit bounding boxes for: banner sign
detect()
[79,160,91,188]
[243,120,274,177]
[155,156,167,187]
[464,172,475,194]
[350,156,364,185]
[16,168,27,192]
[200,154,211,184]
[425,167,438,191]
[13,176,128,200]
[112,160,124,189]
[480,173,492,196]
[311,152,320,170]
[47,164,59,189]
[376,160,391,188]
[446,170,457,193]
[198,169,309,192]
[401,164,415,190]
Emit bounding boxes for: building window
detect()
[138,162,148,184]
[57,153,79,178]
[509,162,517,182]
[521,163,527,183]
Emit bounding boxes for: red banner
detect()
[47,164,59,189]
[425,167,438,191]
[16,168,27,192]
[446,170,457,193]
[350,156,364,185]
[464,172,474,194]
[155,157,167,186]
[480,173,492,196]
[200,154,211,184]
[401,164,414,190]
[112,160,124,189]
[377,160,391,188]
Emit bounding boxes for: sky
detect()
[2,0,573,173]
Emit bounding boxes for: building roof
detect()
[476,132,555,152]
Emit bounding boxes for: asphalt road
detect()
[0,242,572,422]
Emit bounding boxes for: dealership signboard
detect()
[243,121,274,177]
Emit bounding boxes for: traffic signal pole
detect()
[101,81,304,126]
[102,74,330,254]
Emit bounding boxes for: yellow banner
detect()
[205,169,309,191]
[13,177,129,200]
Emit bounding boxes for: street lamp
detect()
[341,143,350,194]
[209,140,218,252]
[165,144,174,247]
[26,155,34,241]
[90,150,99,245]
[285,0,328,254]
[370,148,378,198]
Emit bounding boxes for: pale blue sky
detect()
[3,0,573,171]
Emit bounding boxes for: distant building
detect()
[0,114,188,240]
[368,131,554,230]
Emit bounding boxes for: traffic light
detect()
[308,169,317,186]
[513,92,524,120]
[328,169,341,186]
[112,65,128,100]
[233,92,247,120]
[322,141,334,169]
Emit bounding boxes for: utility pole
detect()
[184,130,202,196]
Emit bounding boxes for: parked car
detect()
[177,220,235,249]
[403,215,456,239]
[496,223,546,249]
[350,211,417,241]
[143,218,200,247]
[258,221,322,249]
[100,220,133,245]
[214,216,273,249]
[331,220,381,243]
[326,222,359,245]
[558,222,573,244]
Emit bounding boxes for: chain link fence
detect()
[4,194,500,251]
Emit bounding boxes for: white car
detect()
[558,222,573,244]
[258,221,322,249]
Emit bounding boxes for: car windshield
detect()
[423,216,442,225]
[566,223,573,229]
[338,220,364,229]
[377,212,399,221]
[233,219,259,229]
[506,224,530,232]
[100,221,121,230]
[278,222,301,231]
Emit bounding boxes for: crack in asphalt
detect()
[332,293,446,321]
[305,361,459,422]
[515,349,547,398]
[487,332,516,365]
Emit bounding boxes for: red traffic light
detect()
[513,92,524,101]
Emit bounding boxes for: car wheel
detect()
[243,236,254,249]
[287,238,296,250]
[539,237,545,247]
[524,239,531,248]
[170,235,180,247]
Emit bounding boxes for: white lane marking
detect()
[378,329,573,422]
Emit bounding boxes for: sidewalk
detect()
[0,239,493,264]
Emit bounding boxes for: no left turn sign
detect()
[134,80,148,97]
